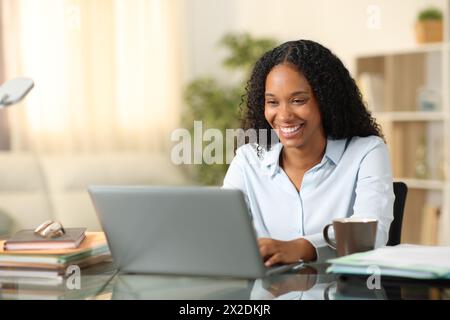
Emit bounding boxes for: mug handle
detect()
[323,224,337,250]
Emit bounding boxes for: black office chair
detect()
[387,182,408,246]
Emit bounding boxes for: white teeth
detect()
[280,125,303,133]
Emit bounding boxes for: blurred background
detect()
[0,0,449,246]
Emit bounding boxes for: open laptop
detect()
[88,186,303,279]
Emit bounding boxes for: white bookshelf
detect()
[441,0,450,246]
[355,42,449,58]
[356,1,450,245]
[395,178,445,190]
[374,111,447,122]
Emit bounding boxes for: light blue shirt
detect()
[222,135,395,261]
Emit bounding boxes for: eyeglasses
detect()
[34,220,66,238]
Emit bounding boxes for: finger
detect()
[265,253,282,267]
[258,239,273,256]
[259,245,276,259]
[257,238,271,247]
[258,238,280,251]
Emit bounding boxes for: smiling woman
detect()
[223,40,395,266]
[263,64,326,192]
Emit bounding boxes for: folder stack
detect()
[327,244,450,280]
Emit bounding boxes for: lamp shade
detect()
[0,77,34,108]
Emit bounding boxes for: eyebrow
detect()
[265,91,309,97]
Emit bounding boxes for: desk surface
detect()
[1,262,449,300]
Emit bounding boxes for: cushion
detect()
[0,152,44,191]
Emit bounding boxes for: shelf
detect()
[396,178,445,190]
[356,21,450,245]
[374,111,446,122]
[355,42,450,58]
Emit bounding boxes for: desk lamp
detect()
[0,77,34,108]
[0,77,34,235]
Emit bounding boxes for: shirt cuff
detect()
[302,233,337,263]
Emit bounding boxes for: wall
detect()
[182,0,446,82]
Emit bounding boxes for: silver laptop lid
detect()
[88,186,267,278]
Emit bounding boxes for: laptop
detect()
[88,186,303,279]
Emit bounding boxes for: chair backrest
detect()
[387,182,408,246]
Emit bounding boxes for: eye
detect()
[292,98,306,104]
[265,100,278,106]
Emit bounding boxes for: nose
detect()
[277,102,295,122]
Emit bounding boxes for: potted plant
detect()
[415,7,443,43]
[181,33,277,185]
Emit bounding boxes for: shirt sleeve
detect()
[352,140,395,247]
[302,232,337,262]
[303,140,395,261]
[222,149,246,191]
[222,148,255,218]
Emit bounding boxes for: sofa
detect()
[0,152,191,235]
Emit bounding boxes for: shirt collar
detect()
[324,138,348,165]
[262,137,348,177]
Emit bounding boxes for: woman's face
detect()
[264,63,325,149]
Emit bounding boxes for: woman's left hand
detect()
[257,238,317,267]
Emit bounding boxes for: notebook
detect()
[4,228,86,250]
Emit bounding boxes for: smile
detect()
[278,124,305,138]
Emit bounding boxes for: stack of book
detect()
[0,232,111,286]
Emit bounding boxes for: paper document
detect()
[360,245,450,268]
[327,244,450,279]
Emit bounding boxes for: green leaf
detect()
[418,7,443,21]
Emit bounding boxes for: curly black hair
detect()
[242,39,383,149]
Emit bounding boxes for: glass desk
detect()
[3,262,448,300]
[0,261,117,300]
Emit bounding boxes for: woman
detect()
[223,40,394,266]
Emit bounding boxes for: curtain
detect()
[0,1,12,150]
[0,0,183,153]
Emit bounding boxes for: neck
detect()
[281,136,327,172]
